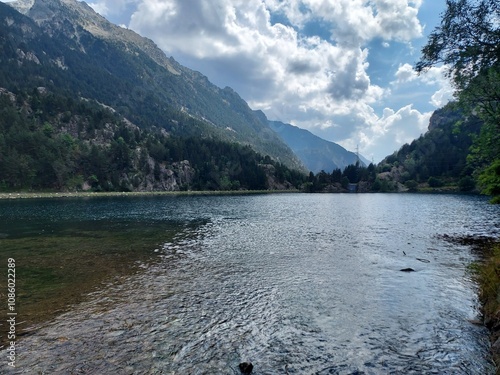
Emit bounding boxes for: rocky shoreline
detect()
[0,189,300,200]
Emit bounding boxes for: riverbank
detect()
[473,240,500,374]
[0,189,299,200]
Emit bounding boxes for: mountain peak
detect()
[8,0,34,13]
[9,0,181,75]
[3,0,304,171]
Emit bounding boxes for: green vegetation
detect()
[378,103,482,191]
[416,0,500,203]
[469,240,500,373]
[303,162,381,193]
[416,2,500,370]
[0,89,306,192]
[472,244,500,321]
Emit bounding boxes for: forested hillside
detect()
[0,88,306,192]
[0,0,304,173]
[415,0,499,202]
[378,103,482,191]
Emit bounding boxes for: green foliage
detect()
[0,89,305,192]
[371,178,396,193]
[478,160,500,204]
[305,163,378,192]
[458,175,476,192]
[380,103,482,186]
[428,177,444,188]
[416,0,500,202]
[416,0,500,91]
[405,180,418,191]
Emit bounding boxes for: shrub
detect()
[405,180,418,191]
[428,176,444,188]
[458,176,476,192]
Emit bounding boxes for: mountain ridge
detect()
[4,0,305,171]
[268,119,366,173]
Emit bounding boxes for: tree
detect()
[479,160,500,203]
[416,0,500,91]
[416,0,500,202]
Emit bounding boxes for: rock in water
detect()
[400,268,416,272]
[239,362,254,374]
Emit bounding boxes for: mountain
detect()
[378,102,482,190]
[0,0,308,192]
[2,0,304,171]
[0,82,307,192]
[267,118,365,173]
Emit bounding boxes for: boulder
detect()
[239,362,253,374]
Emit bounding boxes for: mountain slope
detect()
[379,103,482,189]
[3,0,304,171]
[267,119,364,173]
[0,86,306,192]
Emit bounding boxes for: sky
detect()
[4,0,454,162]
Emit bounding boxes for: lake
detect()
[0,193,499,374]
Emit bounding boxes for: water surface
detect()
[0,193,499,374]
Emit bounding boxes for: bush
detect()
[458,175,476,192]
[405,180,418,191]
[428,176,444,188]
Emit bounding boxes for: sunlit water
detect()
[1,193,500,374]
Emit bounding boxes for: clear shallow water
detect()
[1,193,499,374]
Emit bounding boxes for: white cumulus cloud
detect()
[393,63,454,107]
[83,0,448,162]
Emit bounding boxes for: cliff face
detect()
[114,160,195,193]
[0,87,196,192]
[0,85,306,192]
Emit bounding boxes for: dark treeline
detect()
[304,162,382,193]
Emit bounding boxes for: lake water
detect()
[1,193,499,374]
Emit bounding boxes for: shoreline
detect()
[0,189,483,200]
[0,189,301,200]
[473,240,500,374]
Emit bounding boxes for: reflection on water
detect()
[0,193,499,374]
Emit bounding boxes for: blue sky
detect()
[4,0,454,162]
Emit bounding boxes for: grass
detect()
[469,241,500,373]
[472,245,500,318]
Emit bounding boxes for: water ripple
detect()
[2,194,498,374]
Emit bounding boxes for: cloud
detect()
[393,63,454,107]
[86,0,136,18]
[394,63,418,84]
[83,0,445,162]
[86,2,109,16]
[264,0,422,46]
[313,104,432,163]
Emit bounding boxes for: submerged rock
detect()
[239,362,253,374]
